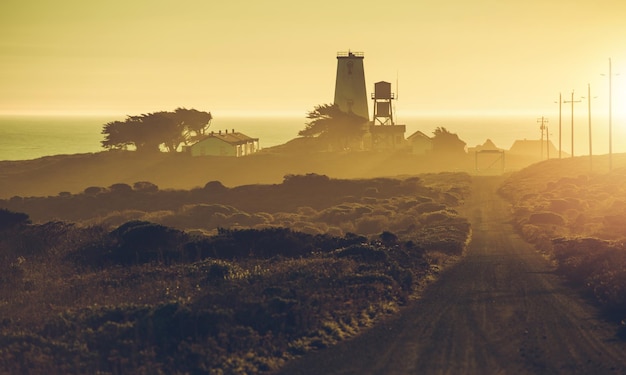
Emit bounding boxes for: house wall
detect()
[411,138,433,155]
[235,141,259,157]
[370,125,406,150]
[189,137,259,157]
[190,137,236,157]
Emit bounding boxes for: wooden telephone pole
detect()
[563,90,582,157]
[582,83,597,171]
[537,116,549,160]
[556,93,562,158]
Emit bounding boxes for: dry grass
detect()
[0,174,472,374]
[500,154,626,326]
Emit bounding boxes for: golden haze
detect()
[0,0,625,121]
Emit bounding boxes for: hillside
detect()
[3,149,625,373]
[0,145,540,199]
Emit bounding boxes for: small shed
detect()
[187,130,259,157]
[406,130,433,155]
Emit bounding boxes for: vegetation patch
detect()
[500,157,626,331]
[0,173,471,373]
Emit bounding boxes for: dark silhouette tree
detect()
[299,103,368,150]
[101,118,140,151]
[101,108,212,153]
[431,127,466,156]
[175,107,213,138]
[0,209,31,231]
[101,115,161,152]
[140,111,185,153]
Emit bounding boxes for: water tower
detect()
[372,81,394,125]
[370,80,406,149]
[334,51,369,120]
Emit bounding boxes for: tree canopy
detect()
[431,127,467,155]
[0,209,31,231]
[299,103,368,150]
[101,108,212,153]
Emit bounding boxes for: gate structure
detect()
[475,150,505,173]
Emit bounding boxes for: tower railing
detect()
[337,51,364,57]
[371,93,395,99]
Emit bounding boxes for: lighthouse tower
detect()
[333,51,369,120]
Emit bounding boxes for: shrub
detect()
[133,181,159,193]
[420,210,452,225]
[0,209,31,231]
[108,183,133,193]
[355,215,389,235]
[203,180,228,193]
[414,202,446,214]
[84,186,105,195]
[335,244,388,263]
[379,231,399,246]
[528,212,565,226]
[283,173,330,186]
[72,221,187,266]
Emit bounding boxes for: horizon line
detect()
[1,108,625,120]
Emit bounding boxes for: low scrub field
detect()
[0,173,471,374]
[499,155,626,329]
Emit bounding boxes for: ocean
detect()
[1,114,623,161]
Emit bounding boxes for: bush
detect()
[335,244,388,263]
[84,186,105,195]
[133,181,159,193]
[355,215,389,235]
[414,202,446,214]
[528,211,565,226]
[109,183,133,193]
[203,180,228,193]
[0,209,31,231]
[72,221,187,267]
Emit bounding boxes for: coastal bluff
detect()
[0,140,547,199]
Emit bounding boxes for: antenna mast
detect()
[395,71,399,123]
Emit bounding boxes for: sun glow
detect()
[612,84,626,119]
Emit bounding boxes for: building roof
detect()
[469,138,503,152]
[509,139,560,156]
[197,131,258,146]
[406,130,432,141]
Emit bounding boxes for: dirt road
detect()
[279,176,626,374]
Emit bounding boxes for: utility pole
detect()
[556,93,562,158]
[586,83,594,171]
[563,90,582,158]
[609,59,613,170]
[546,124,550,159]
[602,58,619,170]
[537,116,548,160]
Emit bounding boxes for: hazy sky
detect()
[1,0,626,118]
